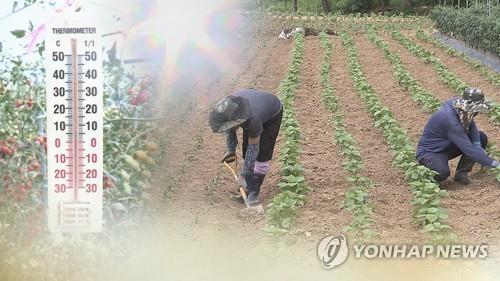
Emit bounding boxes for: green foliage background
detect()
[430,5,500,56]
[255,0,499,14]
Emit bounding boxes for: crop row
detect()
[318,32,377,240]
[381,30,500,183]
[389,30,500,125]
[265,33,310,234]
[488,147,500,182]
[258,12,431,35]
[340,31,455,243]
[415,29,500,88]
[366,28,441,113]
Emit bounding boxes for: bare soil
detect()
[367,33,500,244]
[292,37,352,244]
[408,32,500,99]
[150,29,500,249]
[153,32,294,236]
[329,36,423,243]
[105,24,500,281]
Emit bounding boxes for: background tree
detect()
[321,0,331,14]
[378,0,390,11]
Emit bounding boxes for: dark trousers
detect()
[242,108,283,162]
[418,131,488,182]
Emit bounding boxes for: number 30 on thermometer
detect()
[46,24,103,233]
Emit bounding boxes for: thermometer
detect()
[46,21,103,233]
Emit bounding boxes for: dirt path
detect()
[408,32,500,96]
[292,37,352,244]
[147,21,273,208]
[155,34,293,234]
[380,32,500,133]
[158,35,285,213]
[360,33,500,244]
[379,32,500,136]
[138,36,299,278]
[330,35,423,243]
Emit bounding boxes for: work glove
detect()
[492,160,500,168]
[221,150,236,163]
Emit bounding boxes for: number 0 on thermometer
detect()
[46,23,103,233]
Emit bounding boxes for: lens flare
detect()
[120,0,242,105]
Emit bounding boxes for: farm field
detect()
[111,13,500,276]
[151,17,500,245]
[1,7,500,280]
[102,14,500,279]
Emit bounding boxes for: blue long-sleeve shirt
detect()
[416,99,495,167]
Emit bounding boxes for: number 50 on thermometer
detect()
[46,24,103,233]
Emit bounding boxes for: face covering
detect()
[453,98,486,131]
[456,109,478,132]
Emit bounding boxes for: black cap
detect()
[209,95,250,133]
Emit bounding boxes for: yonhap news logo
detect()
[317,234,488,270]
[317,235,349,269]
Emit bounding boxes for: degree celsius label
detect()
[46,22,103,233]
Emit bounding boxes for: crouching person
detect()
[209,89,283,205]
[416,88,499,185]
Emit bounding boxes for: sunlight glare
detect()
[154,0,221,61]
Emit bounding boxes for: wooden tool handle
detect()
[239,187,251,208]
[223,161,238,180]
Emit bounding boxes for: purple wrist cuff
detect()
[254,161,270,175]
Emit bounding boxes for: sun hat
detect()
[209,95,250,133]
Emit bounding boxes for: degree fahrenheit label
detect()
[46,22,103,233]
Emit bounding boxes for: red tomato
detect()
[15,99,24,108]
[103,177,115,189]
[130,97,139,106]
[136,92,149,104]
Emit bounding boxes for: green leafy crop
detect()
[319,32,377,241]
[266,33,310,235]
[430,5,500,57]
[415,28,500,88]
[340,31,456,243]
[390,29,500,125]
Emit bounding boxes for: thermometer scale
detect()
[46,22,103,233]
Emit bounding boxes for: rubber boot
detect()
[232,174,265,206]
[454,155,479,185]
[246,173,265,206]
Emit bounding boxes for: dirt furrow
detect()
[292,37,352,242]
[153,17,275,177]
[250,38,294,204]
[375,37,500,158]
[161,36,293,230]
[378,32,500,153]
[329,36,422,243]
[409,33,500,95]
[379,32,456,102]
[379,32,500,151]
[380,32,499,133]
[148,36,265,208]
[357,34,500,243]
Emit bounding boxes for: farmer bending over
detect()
[209,89,283,205]
[416,88,499,185]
